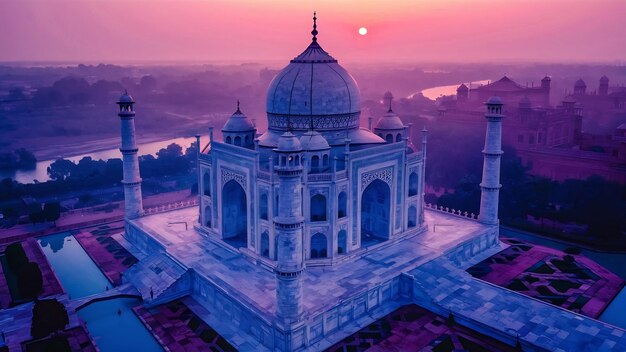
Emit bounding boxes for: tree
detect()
[47,159,76,181]
[30,299,69,339]
[5,242,28,272]
[43,202,61,225]
[28,203,45,224]
[17,262,43,298]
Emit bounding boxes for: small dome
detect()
[300,130,330,151]
[575,79,586,88]
[222,103,255,132]
[456,83,468,91]
[600,75,609,83]
[518,96,532,108]
[276,132,302,152]
[541,76,551,82]
[486,96,503,105]
[118,90,134,103]
[375,110,405,130]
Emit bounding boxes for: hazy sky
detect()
[2,0,625,64]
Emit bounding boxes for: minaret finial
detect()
[311,11,318,42]
[124,88,128,95]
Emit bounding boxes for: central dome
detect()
[265,23,360,132]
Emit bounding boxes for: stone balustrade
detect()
[425,203,478,220]
[143,199,199,215]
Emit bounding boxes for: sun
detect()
[358,27,368,36]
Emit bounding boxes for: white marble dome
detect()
[223,105,255,132]
[118,90,134,103]
[486,96,503,105]
[266,40,361,132]
[299,130,330,151]
[375,111,405,130]
[276,132,302,152]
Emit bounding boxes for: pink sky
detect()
[1,0,625,64]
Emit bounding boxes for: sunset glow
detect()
[1,0,625,63]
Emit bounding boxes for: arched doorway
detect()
[260,193,268,220]
[311,194,327,222]
[408,205,417,228]
[204,206,211,227]
[338,192,347,218]
[337,230,347,254]
[260,231,269,258]
[203,172,211,196]
[222,180,247,248]
[408,172,418,197]
[310,233,327,259]
[360,179,391,247]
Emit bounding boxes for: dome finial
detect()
[311,11,318,42]
[236,99,241,113]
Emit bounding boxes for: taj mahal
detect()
[116,15,626,352]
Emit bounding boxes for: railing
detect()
[143,199,199,215]
[425,203,478,220]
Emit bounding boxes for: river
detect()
[409,80,490,100]
[1,135,207,184]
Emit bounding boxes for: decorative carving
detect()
[361,167,393,189]
[268,112,360,131]
[221,168,246,188]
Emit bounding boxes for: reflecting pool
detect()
[38,232,163,352]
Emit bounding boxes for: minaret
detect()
[599,76,609,96]
[419,127,428,224]
[273,132,305,328]
[117,90,143,219]
[478,96,504,225]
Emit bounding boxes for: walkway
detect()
[408,257,626,351]
[69,283,140,311]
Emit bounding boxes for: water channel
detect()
[38,232,162,352]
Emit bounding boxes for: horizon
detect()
[1,0,625,64]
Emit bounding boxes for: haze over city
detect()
[2,0,626,63]
[1,1,626,352]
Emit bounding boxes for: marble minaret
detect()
[478,96,504,225]
[117,91,143,219]
[273,132,305,329]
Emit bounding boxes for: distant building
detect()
[441,76,626,183]
[458,75,551,108]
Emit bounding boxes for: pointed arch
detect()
[260,231,269,258]
[260,193,268,220]
[338,192,347,218]
[408,172,418,197]
[222,180,247,248]
[203,172,211,196]
[361,179,391,246]
[204,206,212,227]
[338,230,347,254]
[408,205,417,228]
[310,233,327,259]
[311,194,327,221]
